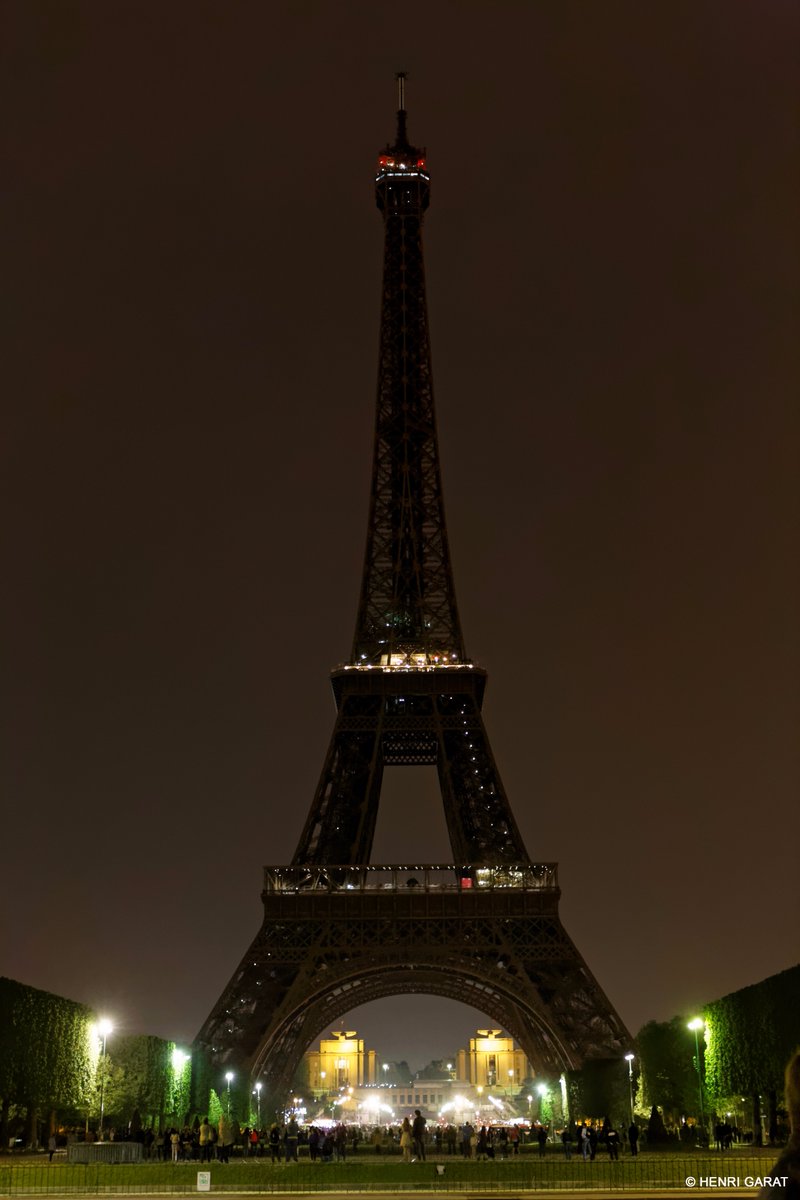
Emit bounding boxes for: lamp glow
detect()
[624,1052,635,1123]
[687,1019,706,1133]
[97,1019,113,1140]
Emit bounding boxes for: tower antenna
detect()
[395,70,408,146]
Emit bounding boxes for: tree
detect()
[567,1058,629,1127]
[637,1018,699,1124]
[704,966,800,1145]
[0,978,95,1147]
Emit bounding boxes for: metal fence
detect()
[0,1155,771,1193]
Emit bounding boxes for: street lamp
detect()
[687,1019,706,1134]
[625,1053,635,1124]
[255,1081,262,1126]
[97,1019,113,1140]
[225,1071,234,1117]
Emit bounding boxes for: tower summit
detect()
[355,71,456,667]
[293,76,526,867]
[196,82,630,1112]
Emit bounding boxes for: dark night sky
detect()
[2,1,798,1071]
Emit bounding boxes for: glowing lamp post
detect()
[97,1019,113,1140]
[225,1071,234,1117]
[625,1053,635,1124]
[255,1081,262,1126]
[687,1019,706,1134]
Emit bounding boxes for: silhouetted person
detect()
[268,1123,282,1162]
[628,1122,639,1156]
[412,1109,427,1161]
[285,1117,299,1162]
[760,1052,800,1199]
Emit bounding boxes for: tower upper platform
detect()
[375,75,430,213]
[352,75,465,668]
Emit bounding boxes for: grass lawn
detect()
[0,1149,778,1193]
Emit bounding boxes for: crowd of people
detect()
[40,1107,793,1169]
[70,1115,639,1163]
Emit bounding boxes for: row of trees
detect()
[636,965,799,1141]
[3,966,797,1146]
[0,977,194,1148]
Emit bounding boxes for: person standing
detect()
[268,1123,282,1162]
[400,1117,413,1163]
[476,1126,489,1161]
[217,1113,236,1163]
[412,1109,427,1162]
[760,1052,800,1200]
[580,1125,591,1161]
[198,1117,214,1163]
[606,1125,620,1160]
[561,1126,573,1159]
[285,1117,299,1162]
[537,1126,547,1157]
[628,1122,639,1156]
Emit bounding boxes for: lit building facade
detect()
[456,1029,531,1089]
[302,1028,536,1124]
[304,1031,377,1094]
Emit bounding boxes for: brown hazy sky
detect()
[1,1,798,1070]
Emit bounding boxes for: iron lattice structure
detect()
[196,80,630,1108]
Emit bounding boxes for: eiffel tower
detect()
[196,77,630,1108]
